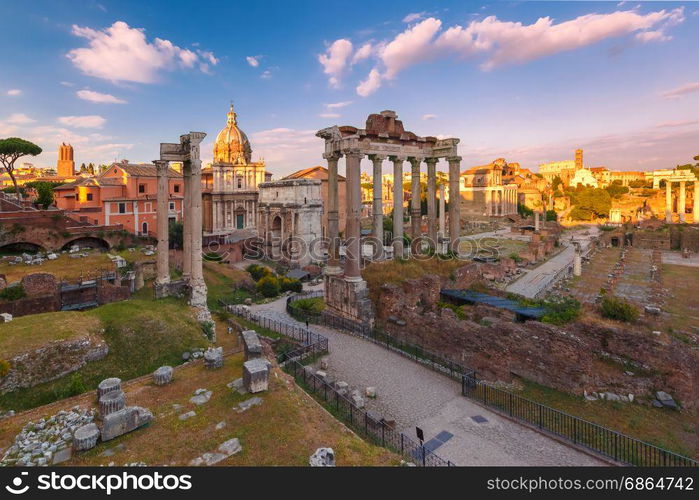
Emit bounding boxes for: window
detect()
[142,222,148,235]
[169,202,175,211]
[118,202,126,214]
[145,202,152,212]
[237,178,243,189]
[138,184,146,194]
[174,184,180,193]
[86,193,93,201]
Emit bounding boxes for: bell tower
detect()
[57,143,75,177]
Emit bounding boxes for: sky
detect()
[1,0,698,177]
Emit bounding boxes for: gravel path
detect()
[250,293,603,466]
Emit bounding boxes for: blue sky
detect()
[1,0,698,176]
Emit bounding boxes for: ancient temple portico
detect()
[651,169,699,223]
[316,110,461,327]
[155,132,212,323]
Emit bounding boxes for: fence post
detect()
[401,434,404,456]
[422,445,426,467]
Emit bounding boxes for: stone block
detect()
[99,390,126,417]
[203,347,223,370]
[190,388,212,405]
[309,447,335,467]
[52,446,72,464]
[73,423,100,451]
[0,312,12,323]
[242,330,262,360]
[243,359,269,394]
[153,366,173,386]
[100,406,153,441]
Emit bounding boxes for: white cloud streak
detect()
[57,115,106,128]
[661,82,699,100]
[76,89,127,104]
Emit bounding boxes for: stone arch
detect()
[0,241,45,253]
[61,236,110,251]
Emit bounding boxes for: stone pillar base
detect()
[323,274,374,329]
[154,279,187,299]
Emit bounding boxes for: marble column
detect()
[439,183,446,253]
[665,181,673,223]
[370,154,385,259]
[426,158,438,249]
[187,132,207,309]
[573,245,582,277]
[324,153,341,274]
[694,183,699,223]
[154,160,170,287]
[344,149,363,281]
[410,158,422,239]
[448,156,461,245]
[534,210,540,231]
[182,157,193,279]
[679,181,686,223]
[391,156,405,259]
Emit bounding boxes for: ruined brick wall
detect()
[0,295,60,317]
[20,273,58,297]
[373,273,698,409]
[96,284,130,304]
[632,230,671,250]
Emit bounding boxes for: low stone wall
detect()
[0,335,109,394]
[0,294,60,317]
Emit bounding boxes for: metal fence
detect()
[226,302,453,466]
[462,374,698,467]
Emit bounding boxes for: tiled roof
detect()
[114,163,182,178]
[284,165,346,181]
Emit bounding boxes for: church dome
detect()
[213,103,252,164]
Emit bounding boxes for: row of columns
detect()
[665,180,699,223]
[325,151,461,278]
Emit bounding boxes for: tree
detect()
[0,138,42,207]
[88,163,96,175]
[168,220,183,249]
[80,162,87,173]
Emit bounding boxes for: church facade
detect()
[202,104,271,236]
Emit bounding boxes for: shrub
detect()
[541,296,581,325]
[600,296,639,322]
[256,275,280,297]
[280,277,302,293]
[246,264,273,281]
[0,285,26,301]
[0,359,10,378]
[201,321,215,341]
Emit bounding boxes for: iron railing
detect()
[461,374,697,467]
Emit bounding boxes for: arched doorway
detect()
[61,237,110,251]
[0,242,44,254]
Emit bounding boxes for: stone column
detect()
[534,210,540,231]
[324,153,341,274]
[679,181,686,223]
[370,154,385,259]
[154,160,170,287]
[182,158,193,279]
[665,181,673,223]
[344,149,363,281]
[409,158,422,240]
[694,182,699,223]
[448,156,461,244]
[426,158,438,249]
[439,183,446,254]
[573,244,582,276]
[391,156,405,258]
[186,132,208,311]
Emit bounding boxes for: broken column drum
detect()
[99,390,126,417]
[243,358,269,393]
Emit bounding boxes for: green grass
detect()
[0,295,208,412]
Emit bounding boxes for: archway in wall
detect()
[61,236,110,251]
[0,242,45,254]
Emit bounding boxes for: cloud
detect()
[422,114,437,120]
[260,70,272,79]
[6,113,35,124]
[6,89,22,96]
[318,39,353,88]
[76,89,127,104]
[403,12,426,23]
[321,8,685,96]
[249,127,320,175]
[60,81,74,87]
[661,82,699,100]
[326,101,353,109]
[351,43,374,64]
[57,115,106,128]
[318,113,341,119]
[356,68,382,97]
[655,120,699,128]
[67,21,217,83]
[246,56,260,67]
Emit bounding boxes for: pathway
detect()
[249,294,603,466]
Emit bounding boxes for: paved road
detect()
[249,295,602,466]
[506,227,599,298]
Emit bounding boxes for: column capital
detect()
[408,156,424,165]
[342,148,364,160]
[153,160,169,173]
[424,157,439,165]
[389,155,406,163]
[368,154,387,162]
[323,152,341,161]
[447,156,462,163]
